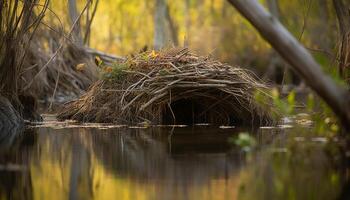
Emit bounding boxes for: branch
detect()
[85,47,125,64]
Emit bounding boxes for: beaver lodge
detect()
[58,48,274,126]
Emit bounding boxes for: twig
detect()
[48,70,60,111]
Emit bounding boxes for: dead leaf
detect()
[76,63,86,71]
[95,56,103,66]
[104,66,113,73]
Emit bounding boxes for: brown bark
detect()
[333,0,350,78]
[227,0,350,129]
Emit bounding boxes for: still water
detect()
[0,124,348,200]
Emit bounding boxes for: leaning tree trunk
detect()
[227,0,350,129]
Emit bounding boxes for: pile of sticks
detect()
[58,48,274,125]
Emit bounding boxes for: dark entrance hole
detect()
[161,97,246,126]
[162,99,204,125]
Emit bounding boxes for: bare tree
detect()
[226,0,350,129]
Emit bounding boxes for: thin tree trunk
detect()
[165,4,178,46]
[84,0,99,45]
[226,0,350,129]
[333,0,350,36]
[333,0,350,78]
[184,0,190,47]
[318,0,331,50]
[154,0,167,50]
[266,0,280,19]
[264,0,282,82]
[68,0,83,45]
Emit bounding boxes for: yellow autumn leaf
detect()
[75,63,86,71]
[150,50,158,58]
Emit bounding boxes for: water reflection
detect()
[0,127,243,200]
[0,126,347,200]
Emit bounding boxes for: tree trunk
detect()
[84,0,99,45]
[68,0,83,45]
[266,0,280,19]
[333,0,350,79]
[227,0,350,129]
[264,0,282,82]
[165,4,178,46]
[154,0,167,50]
[184,0,190,47]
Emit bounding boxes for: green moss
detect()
[102,62,129,81]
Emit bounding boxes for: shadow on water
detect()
[0,125,349,200]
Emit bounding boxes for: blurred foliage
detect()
[44,0,341,79]
[238,89,345,200]
[255,88,341,136]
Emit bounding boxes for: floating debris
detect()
[128,126,148,129]
[28,120,127,129]
[195,123,211,126]
[294,137,306,142]
[0,164,27,171]
[311,137,328,143]
[277,124,293,129]
[219,125,235,129]
[259,126,277,129]
[270,148,288,153]
[155,124,188,128]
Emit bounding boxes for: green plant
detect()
[230,132,257,152]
